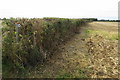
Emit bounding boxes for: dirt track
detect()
[25,22,119,78]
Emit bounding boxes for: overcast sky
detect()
[0,0,119,20]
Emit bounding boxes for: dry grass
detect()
[88,22,118,32]
[86,30,118,40]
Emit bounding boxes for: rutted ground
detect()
[28,22,118,78]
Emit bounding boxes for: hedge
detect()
[2,18,88,77]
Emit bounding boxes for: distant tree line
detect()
[81,18,120,22]
[82,18,98,21]
[98,19,120,22]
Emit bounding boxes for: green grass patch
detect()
[57,72,72,78]
[56,70,73,78]
[56,68,89,78]
[85,30,118,40]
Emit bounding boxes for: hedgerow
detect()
[2,17,88,77]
